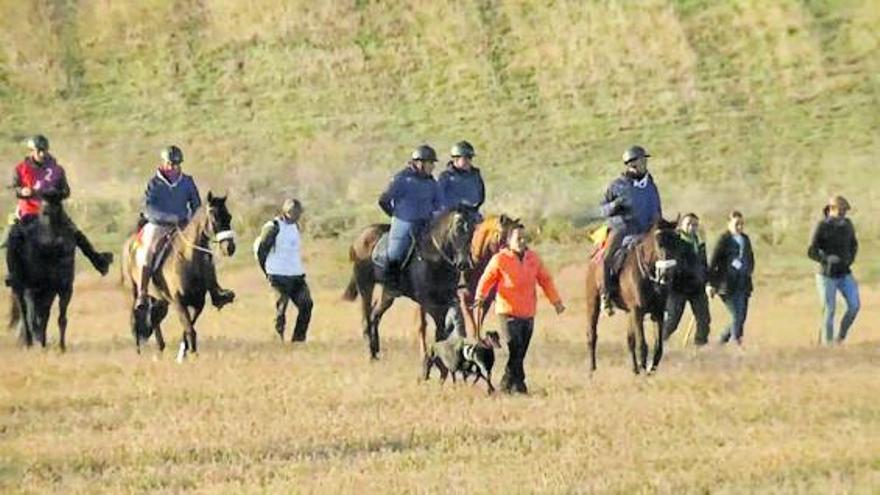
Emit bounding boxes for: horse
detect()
[121,192,236,360]
[342,205,479,360]
[415,214,522,354]
[8,200,113,350]
[583,218,683,374]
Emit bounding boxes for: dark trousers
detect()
[663,290,711,345]
[499,315,534,393]
[603,230,625,297]
[269,275,313,342]
[719,291,750,344]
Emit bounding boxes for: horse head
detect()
[434,204,479,271]
[206,191,236,257]
[651,216,683,286]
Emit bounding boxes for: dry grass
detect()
[1,244,878,493]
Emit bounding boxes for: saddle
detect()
[371,231,417,282]
[133,227,176,273]
[591,232,646,296]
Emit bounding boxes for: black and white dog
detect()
[423,331,501,394]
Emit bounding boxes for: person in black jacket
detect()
[662,213,711,345]
[708,211,754,345]
[808,196,859,345]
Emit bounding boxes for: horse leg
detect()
[357,270,375,342]
[188,302,205,355]
[626,324,638,375]
[172,298,195,362]
[586,292,600,374]
[428,306,447,343]
[57,288,72,352]
[153,302,168,352]
[14,290,31,347]
[648,313,664,374]
[368,289,395,359]
[24,290,45,348]
[417,308,428,358]
[633,312,649,373]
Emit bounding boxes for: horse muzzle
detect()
[654,259,677,285]
[216,230,236,256]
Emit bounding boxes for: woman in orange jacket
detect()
[474,224,565,394]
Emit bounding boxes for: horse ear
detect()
[207,191,214,202]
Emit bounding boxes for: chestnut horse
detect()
[584,219,682,374]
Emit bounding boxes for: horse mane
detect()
[470,215,503,263]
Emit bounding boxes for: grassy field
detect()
[0,243,878,493]
[1,1,879,492]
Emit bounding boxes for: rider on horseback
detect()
[595,145,663,315]
[377,144,444,286]
[5,135,112,290]
[437,140,486,336]
[135,145,234,310]
[438,141,485,220]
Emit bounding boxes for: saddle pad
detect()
[371,232,416,270]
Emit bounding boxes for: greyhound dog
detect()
[423,331,501,394]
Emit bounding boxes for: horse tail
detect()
[342,272,358,301]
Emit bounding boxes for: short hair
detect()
[281,198,302,215]
[681,212,699,223]
[729,210,743,220]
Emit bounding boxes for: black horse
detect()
[9,200,111,350]
[121,192,236,360]
[343,205,478,359]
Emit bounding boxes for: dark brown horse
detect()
[343,205,479,359]
[121,193,236,360]
[8,201,112,350]
[584,219,682,374]
[415,214,522,354]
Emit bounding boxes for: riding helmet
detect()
[411,144,438,162]
[27,134,49,152]
[161,145,184,165]
[450,141,476,158]
[622,145,650,164]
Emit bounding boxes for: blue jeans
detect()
[387,218,425,263]
[719,291,749,344]
[815,274,860,344]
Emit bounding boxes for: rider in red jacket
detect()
[5,135,112,289]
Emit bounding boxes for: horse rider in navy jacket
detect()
[437,141,485,220]
[587,145,663,315]
[6,135,112,290]
[378,144,444,282]
[136,145,234,309]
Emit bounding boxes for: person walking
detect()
[708,211,755,345]
[256,198,313,342]
[474,224,565,394]
[808,196,859,345]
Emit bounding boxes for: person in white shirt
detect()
[255,198,313,342]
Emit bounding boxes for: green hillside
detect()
[0,0,877,273]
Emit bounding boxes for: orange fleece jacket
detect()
[476,248,561,318]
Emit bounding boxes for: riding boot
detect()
[74,230,113,276]
[601,290,615,317]
[384,260,400,289]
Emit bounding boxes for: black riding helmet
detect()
[450,140,476,158]
[27,134,49,152]
[161,145,184,165]
[622,145,650,165]
[411,144,438,162]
